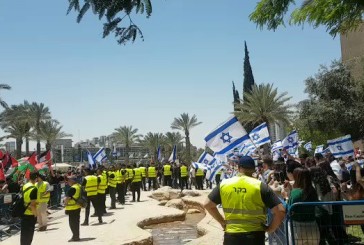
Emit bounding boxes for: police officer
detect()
[96,168,107,214]
[107,166,117,209]
[82,168,103,225]
[119,164,128,205]
[148,162,157,191]
[204,156,285,245]
[139,163,147,191]
[180,162,188,191]
[36,174,50,231]
[131,163,142,202]
[163,162,172,187]
[215,170,222,186]
[21,173,38,245]
[115,164,123,203]
[64,175,81,242]
[125,165,134,195]
[195,166,204,190]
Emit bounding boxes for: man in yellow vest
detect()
[204,156,285,245]
[139,163,147,191]
[125,165,134,195]
[36,174,50,231]
[147,162,157,191]
[163,163,172,187]
[21,172,38,245]
[108,166,117,209]
[131,163,142,202]
[195,166,204,190]
[96,168,107,214]
[180,162,189,191]
[64,175,82,242]
[82,168,103,225]
[119,164,128,205]
[115,164,122,203]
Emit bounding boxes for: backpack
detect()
[10,186,35,218]
[72,187,88,209]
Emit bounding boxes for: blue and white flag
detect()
[198,151,216,166]
[213,153,228,164]
[157,146,162,162]
[238,138,256,156]
[112,145,117,157]
[168,145,177,163]
[94,148,107,163]
[271,140,283,152]
[249,122,271,147]
[321,147,331,156]
[87,151,96,169]
[205,162,225,182]
[282,130,299,151]
[327,135,354,158]
[314,145,324,154]
[204,116,249,155]
[192,162,208,170]
[304,142,313,152]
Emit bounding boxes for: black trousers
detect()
[20,215,36,245]
[131,182,141,201]
[148,177,158,190]
[109,186,116,208]
[119,183,126,204]
[206,180,212,189]
[224,232,265,245]
[84,195,102,223]
[67,209,80,240]
[141,177,147,191]
[164,175,172,187]
[196,176,204,190]
[180,176,188,190]
[97,193,106,213]
[215,174,221,185]
[116,183,123,202]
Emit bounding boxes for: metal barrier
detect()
[286,200,364,245]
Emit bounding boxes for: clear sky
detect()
[0,0,341,150]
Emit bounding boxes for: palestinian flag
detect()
[1,153,11,171]
[39,150,53,163]
[0,167,5,181]
[27,152,38,166]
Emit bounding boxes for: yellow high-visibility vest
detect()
[132,168,142,183]
[164,165,172,176]
[85,175,98,196]
[108,171,117,188]
[98,175,107,194]
[115,170,122,184]
[65,184,81,211]
[148,166,156,177]
[220,175,266,233]
[23,182,36,216]
[37,181,50,203]
[180,166,188,177]
[127,168,134,180]
[196,168,204,176]
[139,167,146,177]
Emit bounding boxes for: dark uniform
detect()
[65,181,81,242]
[82,174,103,225]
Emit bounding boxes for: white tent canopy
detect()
[51,163,73,172]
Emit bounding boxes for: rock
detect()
[165,199,186,210]
[181,190,200,197]
[169,189,181,200]
[149,186,181,201]
[187,209,201,214]
[158,200,168,206]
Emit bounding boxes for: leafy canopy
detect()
[250,0,364,36]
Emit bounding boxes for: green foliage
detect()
[141,132,165,160]
[235,83,292,127]
[113,125,141,163]
[249,0,364,36]
[243,42,255,101]
[0,84,11,109]
[67,0,152,44]
[38,120,72,150]
[297,61,364,141]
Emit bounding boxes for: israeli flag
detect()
[272,140,283,152]
[157,146,162,162]
[87,151,96,169]
[321,147,331,156]
[198,151,216,166]
[192,162,208,170]
[304,142,313,152]
[238,138,256,156]
[93,148,107,163]
[282,130,299,151]
[168,145,177,163]
[204,116,249,155]
[327,135,354,158]
[213,153,228,164]
[314,145,324,154]
[205,162,225,182]
[249,122,271,147]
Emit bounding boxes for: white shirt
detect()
[330,160,341,180]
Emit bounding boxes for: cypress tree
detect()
[232,81,240,111]
[243,41,255,101]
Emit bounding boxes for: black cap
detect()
[238,156,255,169]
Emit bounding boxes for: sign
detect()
[3,194,12,204]
[343,205,364,225]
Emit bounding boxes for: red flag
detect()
[1,153,10,170]
[11,157,18,168]
[28,152,38,166]
[35,162,47,170]
[0,168,5,181]
[39,150,53,163]
[25,169,31,179]
[0,150,4,160]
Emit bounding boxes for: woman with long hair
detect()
[288,167,320,245]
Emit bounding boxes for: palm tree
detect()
[171,113,202,164]
[164,132,183,155]
[39,120,72,150]
[235,83,292,127]
[112,126,141,164]
[0,122,27,158]
[0,84,11,109]
[28,102,51,157]
[141,132,165,161]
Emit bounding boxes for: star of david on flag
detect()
[197,151,216,166]
[328,135,354,158]
[304,142,313,152]
[204,116,248,155]
[282,130,299,152]
[249,122,271,147]
[272,140,283,152]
